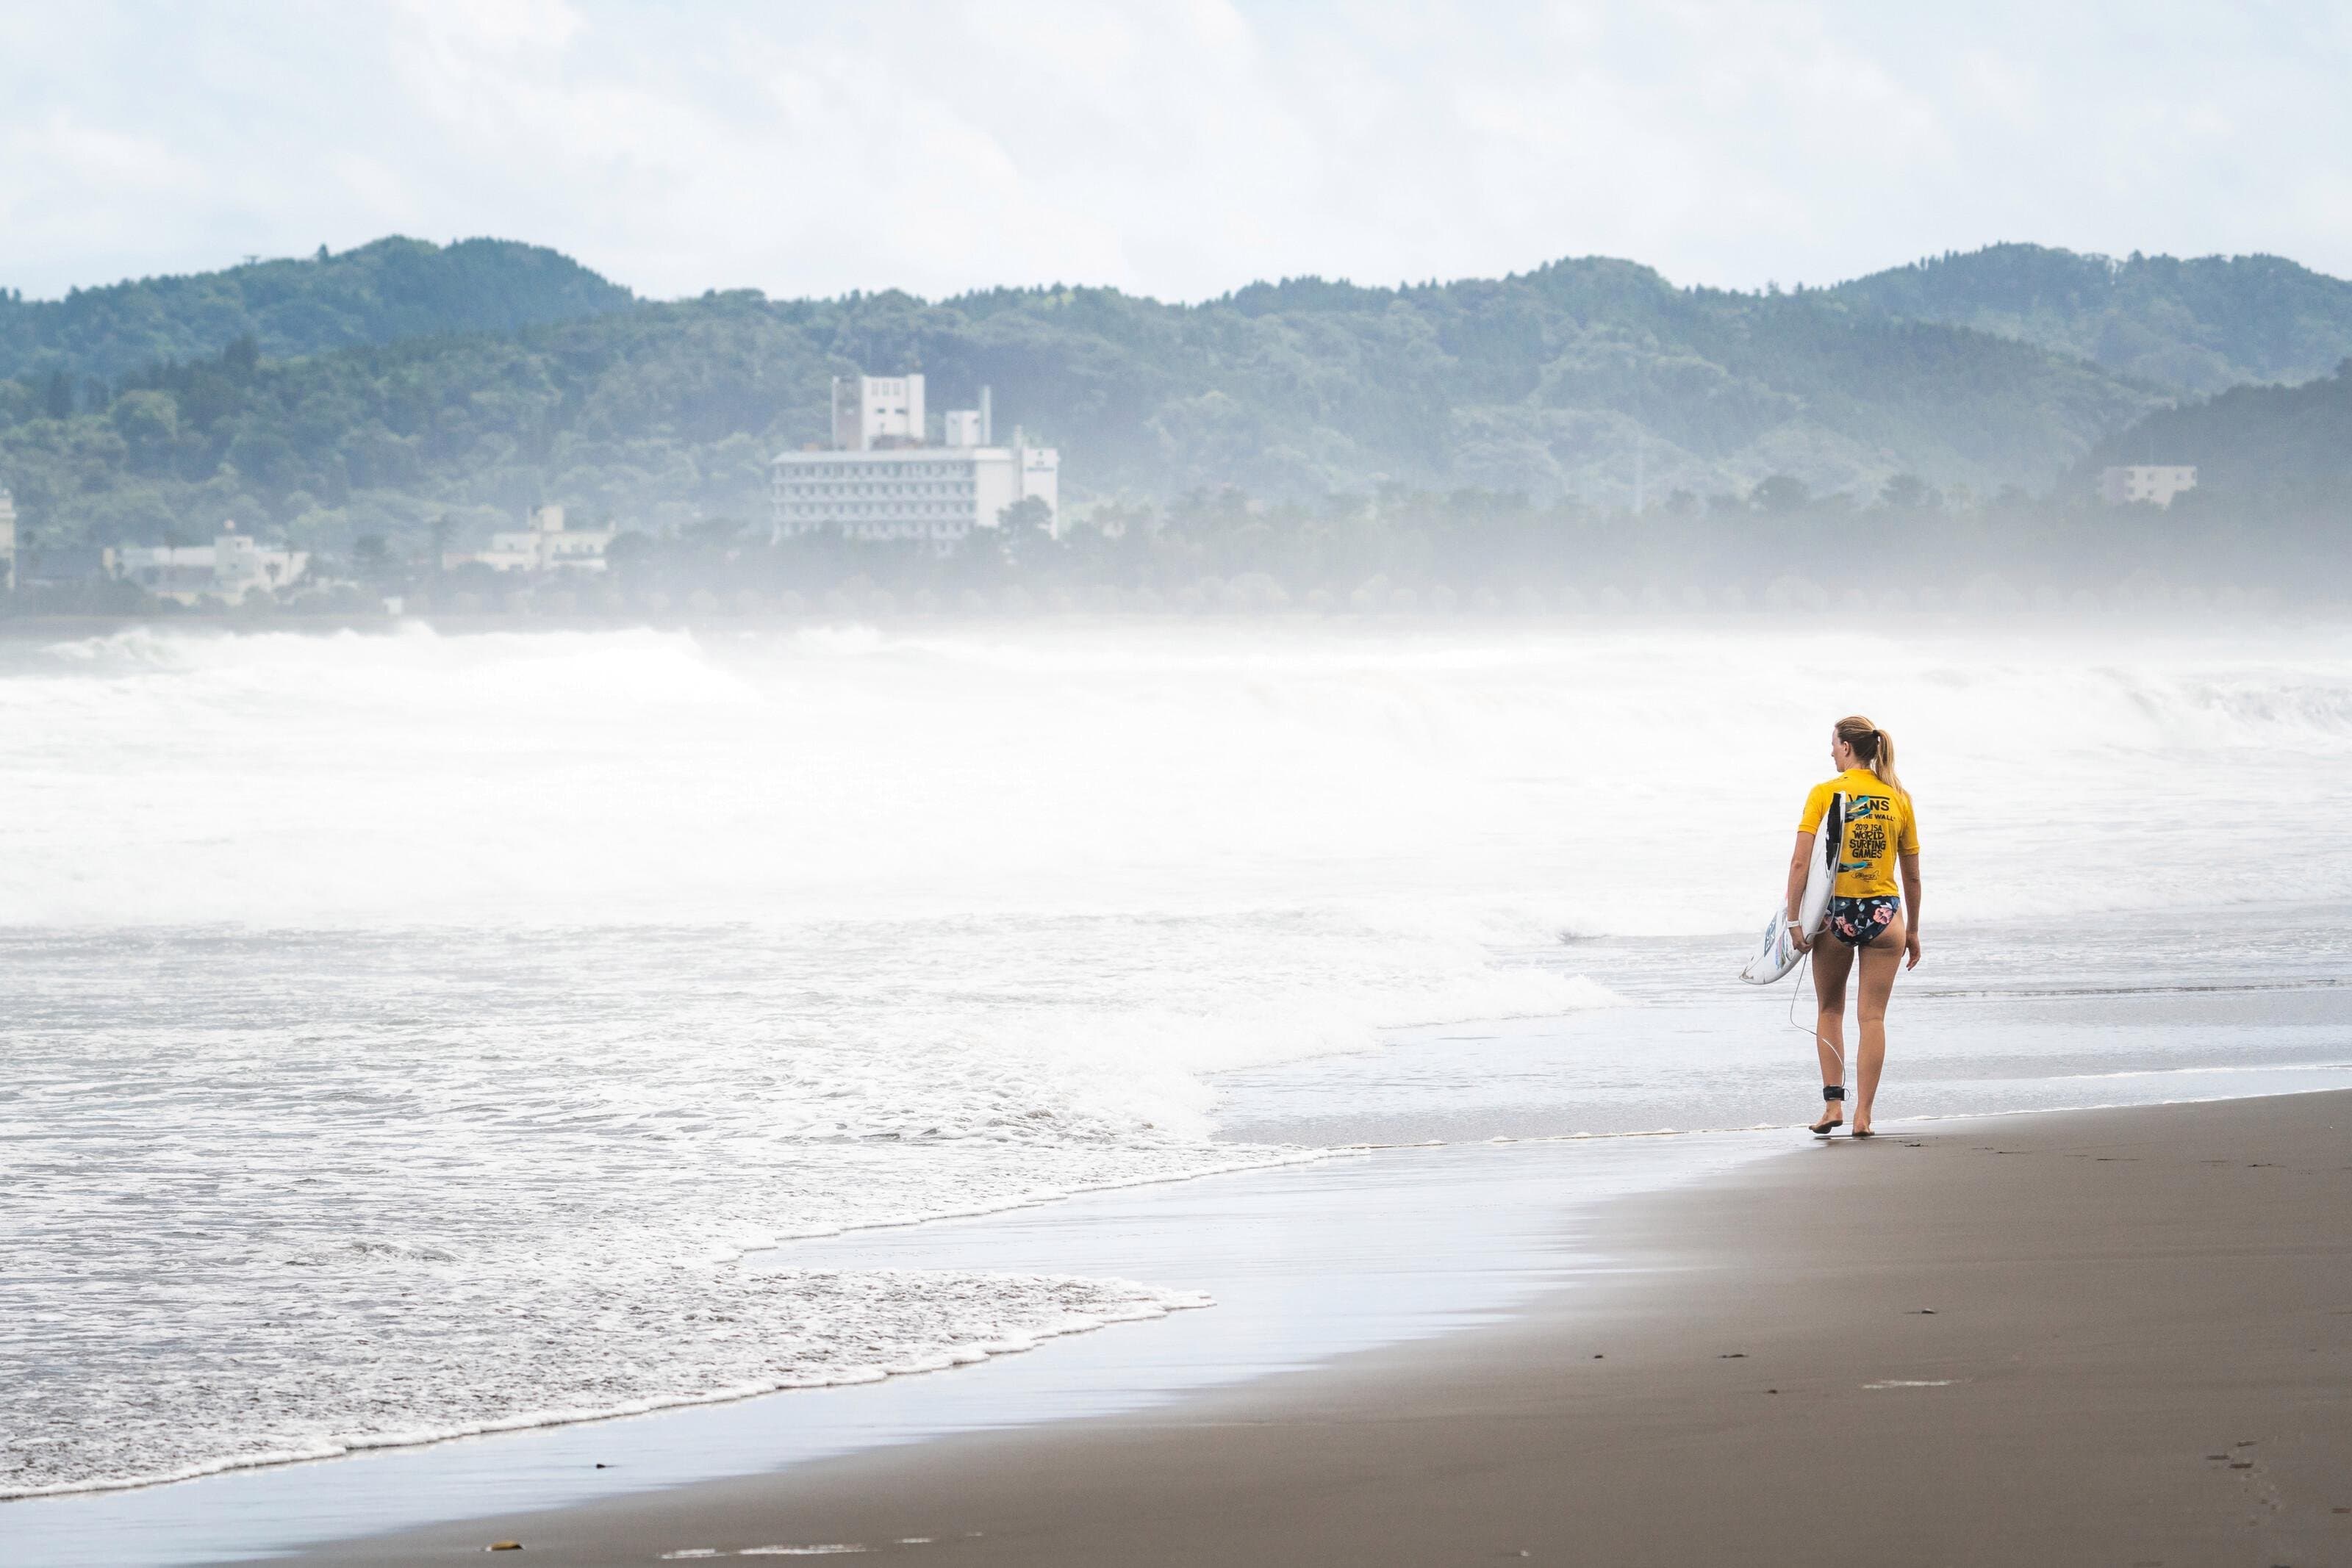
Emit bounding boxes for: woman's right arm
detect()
[1784,831,1817,952]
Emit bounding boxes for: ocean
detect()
[4,616,2351,1502]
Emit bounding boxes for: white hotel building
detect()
[772,375,1059,552]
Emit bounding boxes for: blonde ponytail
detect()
[1834,714,1905,796]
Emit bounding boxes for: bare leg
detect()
[1807,939,1854,1120]
[1851,914,1907,1134]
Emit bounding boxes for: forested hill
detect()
[1831,244,2352,396]
[2079,359,2352,511]
[0,256,2164,555]
[0,237,636,384]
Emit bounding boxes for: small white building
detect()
[2099,464,2198,508]
[0,487,15,592]
[775,379,1058,552]
[107,522,308,604]
[442,505,616,573]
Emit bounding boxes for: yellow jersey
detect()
[1799,769,1919,899]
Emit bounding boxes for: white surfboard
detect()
[1739,793,1843,985]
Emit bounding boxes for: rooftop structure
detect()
[834,374,926,452]
[442,505,617,573]
[2099,464,2198,508]
[107,522,309,605]
[775,378,1057,553]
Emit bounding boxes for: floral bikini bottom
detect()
[1825,895,1902,947]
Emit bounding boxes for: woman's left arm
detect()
[1899,851,1923,969]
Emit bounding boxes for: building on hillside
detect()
[107,522,309,604]
[442,505,617,572]
[2098,464,2198,508]
[0,487,15,592]
[774,378,1058,553]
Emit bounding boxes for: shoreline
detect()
[4,1099,2259,1508]
[9,1123,1782,1567]
[3,1133,1339,1506]
[280,1089,2352,1567]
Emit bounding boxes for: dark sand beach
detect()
[281,1090,2352,1567]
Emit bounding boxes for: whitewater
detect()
[4,616,2351,1499]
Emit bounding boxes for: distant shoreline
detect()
[2,596,2342,642]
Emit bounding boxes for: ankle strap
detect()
[1822,1085,1845,1101]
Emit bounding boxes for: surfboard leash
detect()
[1786,946,1847,1096]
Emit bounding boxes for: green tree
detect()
[993,495,1057,566]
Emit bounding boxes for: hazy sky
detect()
[3,1,2345,303]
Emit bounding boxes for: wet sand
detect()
[283,1091,2352,1567]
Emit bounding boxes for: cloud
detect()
[0,0,2344,303]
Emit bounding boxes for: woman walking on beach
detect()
[1788,716,1921,1137]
